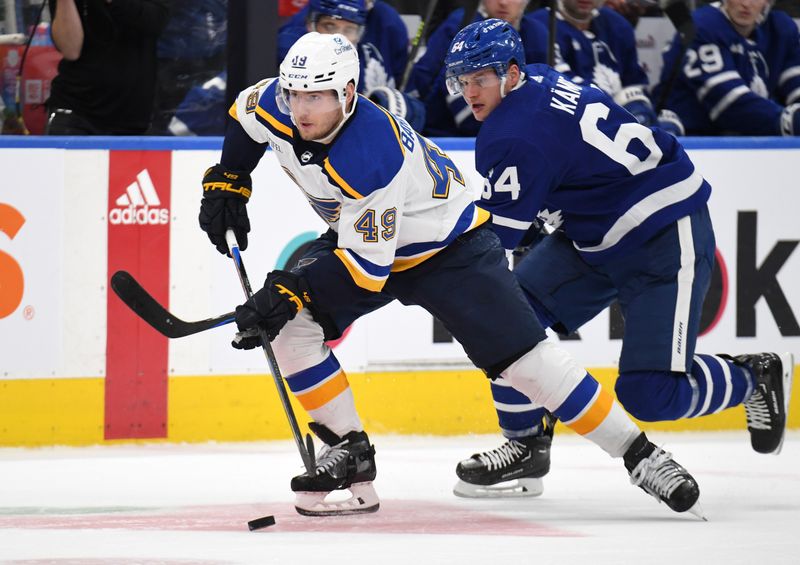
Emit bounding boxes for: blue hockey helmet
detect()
[444,19,526,96]
[309,0,368,26]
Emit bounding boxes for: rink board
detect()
[1,137,799,446]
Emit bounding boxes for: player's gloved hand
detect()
[657,109,685,137]
[614,86,657,127]
[780,103,800,136]
[199,164,252,255]
[367,86,426,132]
[231,270,312,348]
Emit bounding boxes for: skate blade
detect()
[295,482,380,517]
[774,352,795,456]
[453,477,543,499]
[687,501,708,521]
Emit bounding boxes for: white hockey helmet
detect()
[277,32,360,121]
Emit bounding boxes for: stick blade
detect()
[110,271,185,338]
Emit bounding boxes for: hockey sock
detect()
[686,354,754,417]
[490,377,546,438]
[285,352,363,437]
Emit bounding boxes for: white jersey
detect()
[230,78,488,292]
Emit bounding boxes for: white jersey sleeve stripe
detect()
[786,86,800,105]
[576,170,704,254]
[490,213,534,231]
[696,70,741,101]
[709,85,750,121]
[779,66,800,86]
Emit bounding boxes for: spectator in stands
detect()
[656,0,800,136]
[46,0,170,135]
[149,0,226,135]
[531,0,667,129]
[278,0,424,130]
[278,0,409,87]
[406,0,557,136]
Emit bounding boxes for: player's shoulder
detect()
[529,7,549,23]
[477,81,545,155]
[324,97,407,199]
[368,1,405,28]
[520,12,548,34]
[764,8,800,37]
[693,4,735,40]
[232,78,295,141]
[597,6,634,31]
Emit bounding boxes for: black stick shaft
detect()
[225,231,315,474]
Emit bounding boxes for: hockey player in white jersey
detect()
[656,0,800,135]
[444,19,793,500]
[198,32,703,518]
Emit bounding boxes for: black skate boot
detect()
[623,432,703,518]
[724,352,794,455]
[291,422,379,516]
[453,418,553,498]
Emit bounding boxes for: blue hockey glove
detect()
[614,86,656,127]
[199,164,252,256]
[780,103,800,136]
[367,86,426,132]
[232,270,312,348]
[657,109,685,137]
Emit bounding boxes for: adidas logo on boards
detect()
[109,169,169,225]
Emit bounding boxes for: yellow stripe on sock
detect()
[295,371,350,411]
[567,389,614,436]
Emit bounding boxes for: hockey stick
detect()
[398,0,440,91]
[655,0,696,112]
[546,0,558,67]
[225,230,316,475]
[110,270,235,338]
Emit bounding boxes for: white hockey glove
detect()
[780,103,800,136]
[657,109,685,137]
[614,85,657,127]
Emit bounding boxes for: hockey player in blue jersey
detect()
[656,0,800,135]
[406,0,563,136]
[277,0,424,130]
[531,0,668,130]
[444,19,793,499]
[198,31,702,517]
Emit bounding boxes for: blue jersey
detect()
[168,72,226,136]
[405,9,550,137]
[531,7,649,97]
[277,1,409,88]
[477,64,710,264]
[656,4,800,135]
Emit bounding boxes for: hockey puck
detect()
[247,515,276,531]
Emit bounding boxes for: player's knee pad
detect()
[615,370,688,421]
[271,309,329,375]
[502,341,587,411]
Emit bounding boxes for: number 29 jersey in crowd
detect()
[230,78,487,294]
[476,64,711,265]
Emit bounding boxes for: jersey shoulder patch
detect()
[323,97,406,199]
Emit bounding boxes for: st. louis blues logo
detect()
[305,194,341,223]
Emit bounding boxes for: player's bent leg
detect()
[502,341,702,516]
[272,311,378,515]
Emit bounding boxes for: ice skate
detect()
[623,432,704,519]
[727,352,794,455]
[454,431,552,499]
[291,422,379,516]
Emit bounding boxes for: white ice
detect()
[1,432,799,565]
